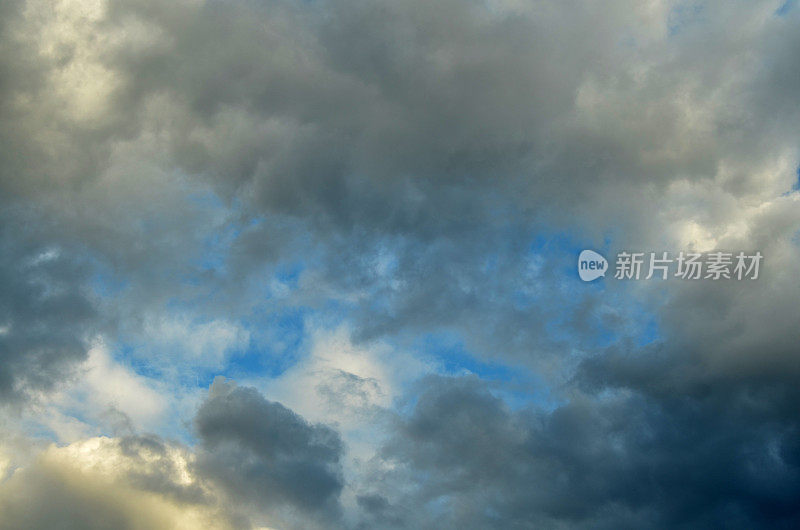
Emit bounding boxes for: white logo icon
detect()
[578,250,608,282]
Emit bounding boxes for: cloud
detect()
[363,375,800,529]
[1,0,798,374]
[195,377,345,527]
[0,435,240,530]
[0,381,350,530]
[0,0,799,528]
[141,316,250,369]
[259,326,426,424]
[35,341,168,440]
[0,208,97,402]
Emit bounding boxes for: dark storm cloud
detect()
[99,0,651,228]
[1,1,800,528]
[0,0,104,399]
[0,206,97,401]
[363,375,800,529]
[195,378,344,521]
[94,0,796,224]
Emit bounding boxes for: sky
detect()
[0,0,799,528]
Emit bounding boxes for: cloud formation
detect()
[366,375,800,529]
[195,378,345,526]
[0,0,799,528]
[0,208,97,401]
[0,435,238,530]
[0,382,345,529]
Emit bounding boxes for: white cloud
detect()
[142,315,250,369]
[260,326,427,428]
[31,341,167,441]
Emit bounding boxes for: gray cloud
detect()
[195,377,344,525]
[1,0,797,371]
[363,375,800,529]
[94,0,800,370]
[0,205,97,401]
[0,382,349,530]
[0,0,799,528]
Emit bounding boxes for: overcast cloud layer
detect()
[1,0,799,528]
